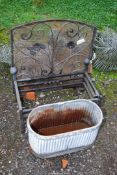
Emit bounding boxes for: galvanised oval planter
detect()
[27,99,103,158]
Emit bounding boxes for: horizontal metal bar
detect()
[17,72,85,83]
[22,108,33,115]
[11,19,96,31]
[19,82,83,93]
[90,98,100,104]
[18,77,84,88]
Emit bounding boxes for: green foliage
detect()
[0,30,9,45]
[93,69,117,79]
[0,0,116,30]
[0,0,116,92]
[32,0,44,7]
[93,69,117,100]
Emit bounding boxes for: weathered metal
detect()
[27,99,103,158]
[10,19,100,132]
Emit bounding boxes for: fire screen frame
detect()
[10,19,101,132]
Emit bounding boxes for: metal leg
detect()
[19,110,25,133]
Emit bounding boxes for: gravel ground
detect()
[0,75,117,175]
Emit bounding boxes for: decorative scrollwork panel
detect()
[11,20,96,79]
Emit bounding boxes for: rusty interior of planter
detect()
[30,108,94,136]
[10,19,101,132]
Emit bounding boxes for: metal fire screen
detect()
[10,19,101,132]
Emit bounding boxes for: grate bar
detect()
[85,73,99,97]
[19,82,83,93]
[18,77,84,88]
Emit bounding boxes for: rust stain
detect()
[30,108,93,136]
[88,63,93,74]
[39,121,91,136]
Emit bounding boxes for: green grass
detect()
[93,69,117,79]
[0,0,116,81]
[0,0,116,30]
[93,69,117,101]
[0,0,116,44]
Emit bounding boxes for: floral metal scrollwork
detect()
[12,20,94,79]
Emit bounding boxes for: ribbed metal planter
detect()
[27,99,103,158]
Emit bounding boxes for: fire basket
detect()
[10,19,101,132]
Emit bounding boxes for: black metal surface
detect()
[18,73,100,111]
[11,19,96,80]
[10,20,100,133]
